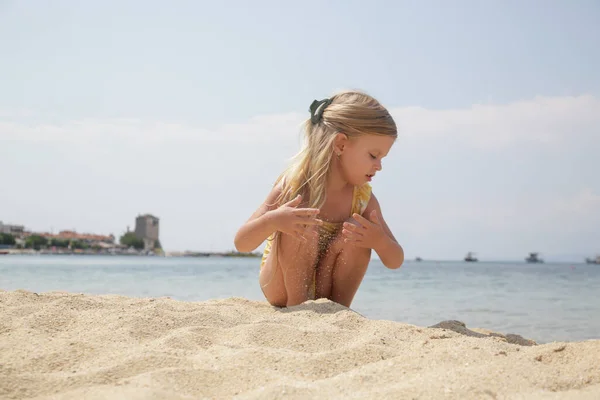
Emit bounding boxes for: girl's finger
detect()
[369,209,381,225]
[343,222,361,232]
[296,217,323,226]
[284,194,302,207]
[344,236,361,244]
[294,208,321,216]
[344,235,365,244]
[342,227,363,237]
[301,225,318,237]
[352,213,371,228]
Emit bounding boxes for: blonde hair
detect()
[274,90,397,210]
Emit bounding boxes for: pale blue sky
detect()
[1,1,599,261]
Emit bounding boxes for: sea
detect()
[1,255,598,344]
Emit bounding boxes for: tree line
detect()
[0,232,162,251]
[0,233,16,246]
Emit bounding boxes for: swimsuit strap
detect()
[351,183,372,215]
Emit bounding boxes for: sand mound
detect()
[1,289,599,399]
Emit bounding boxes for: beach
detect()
[1,289,599,399]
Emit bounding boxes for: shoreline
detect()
[1,251,596,264]
[1,289,599,399]
[0,249,262,258]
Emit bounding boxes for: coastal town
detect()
[0,215,260,258]
[2,216,596,262]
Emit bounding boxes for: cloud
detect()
[0,114,307,144]
[399,188,600,235]
[2,94,598,149]
[0,109,35,118]
[392,94,600,149]
[1,94,599,258]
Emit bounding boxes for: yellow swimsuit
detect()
[260,183,372,300]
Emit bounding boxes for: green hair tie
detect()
[309,98,332,124]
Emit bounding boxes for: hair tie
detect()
[309,98,332,124]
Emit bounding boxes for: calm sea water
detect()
[1,255,598,344]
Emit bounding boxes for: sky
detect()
[1,0,599,261]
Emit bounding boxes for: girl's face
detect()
[338,133,395,185]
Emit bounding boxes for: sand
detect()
[1,289,599,399]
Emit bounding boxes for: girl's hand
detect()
[270,195,322,241]
[342,210,387,249]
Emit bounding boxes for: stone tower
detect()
[134,214,160,251]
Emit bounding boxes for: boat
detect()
[0,250,9,255]
[525,252,544,263]
[585,255,600,264]
[464,252,478,262]
[415,257,422,262]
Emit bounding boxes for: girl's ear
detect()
[333,132,348,155]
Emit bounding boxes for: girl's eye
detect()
[369,154,377,159]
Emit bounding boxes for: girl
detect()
[234,90,404,308]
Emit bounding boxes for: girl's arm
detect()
[234,185,282,253]
[234,184,322,252]
[362,194,404,269]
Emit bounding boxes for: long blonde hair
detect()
[274,90,397,209]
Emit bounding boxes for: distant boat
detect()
[525,252,544,263]
[585,255,599,264]
[464,252,478,262]
[415,257,422,262]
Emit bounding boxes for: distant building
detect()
[25,230,115,245]
[134,214,160,251]
[46,231,115,244]
[0,221,25,236]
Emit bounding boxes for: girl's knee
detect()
[267,296,287,308]
[341,243,371,261]
[260,267,287,307]
[329,245,371,308]
[279,232,320,262]
[261,232,320,307]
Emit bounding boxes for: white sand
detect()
[1,289,599,399]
